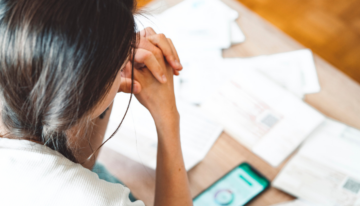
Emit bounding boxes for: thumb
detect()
[118,77,141,94]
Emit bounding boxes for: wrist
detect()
[151,108,180,139]
[152,108,180,127]
[149,101,179,124]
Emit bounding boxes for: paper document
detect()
[104,94,223,171]
[273,119,360,206]
[201,69,324,166]
[271,199,320,206]
[134,0,244,51]
[224,49,320,98]
[157,0,240,50]
[176,49,320,105]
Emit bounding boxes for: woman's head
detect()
[0,0,136,162]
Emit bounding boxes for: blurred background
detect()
[138,0,360,83]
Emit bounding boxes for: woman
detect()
[0,0,192,205]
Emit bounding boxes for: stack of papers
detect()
[273,119,360,205]
[105,94,223,171]
[201,68,324,167]
[135,0,321,104]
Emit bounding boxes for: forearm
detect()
[133,30,190,204]
[154,112,193,206]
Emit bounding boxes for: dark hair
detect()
[0,0,137,162]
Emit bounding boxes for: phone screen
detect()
[193,163,269,206]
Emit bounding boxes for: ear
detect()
[121,61,132,78]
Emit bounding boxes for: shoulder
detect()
[0,138,144,206]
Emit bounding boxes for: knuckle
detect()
[142,50,153,59]
[152,48,162,58]
[157,33,166,40]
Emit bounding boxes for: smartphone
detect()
[193,162,270,206]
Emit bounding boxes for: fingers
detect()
[147,34,182,71]
[134,48,167,83]
[139,27,182,71]
[167,38,180,65]
[167,38,180,75]
[118,77,141,94]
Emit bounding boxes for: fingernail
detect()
[174,60,182,69]
[162,75,167,83]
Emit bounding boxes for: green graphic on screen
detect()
[193,164,269,206]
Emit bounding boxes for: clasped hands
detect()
[119,27,182,121]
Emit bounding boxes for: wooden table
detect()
[98,0,360,205]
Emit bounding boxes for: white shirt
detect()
[0,138,145,206]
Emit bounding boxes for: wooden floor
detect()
[138,0,360,83]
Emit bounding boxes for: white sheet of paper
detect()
[261,49,320,94]
[271,200,320,206]
[104,93,223,171]
[201,69,324,166]
[223,49,320,98]
[273,119,360,206]
[156,0,238,50]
